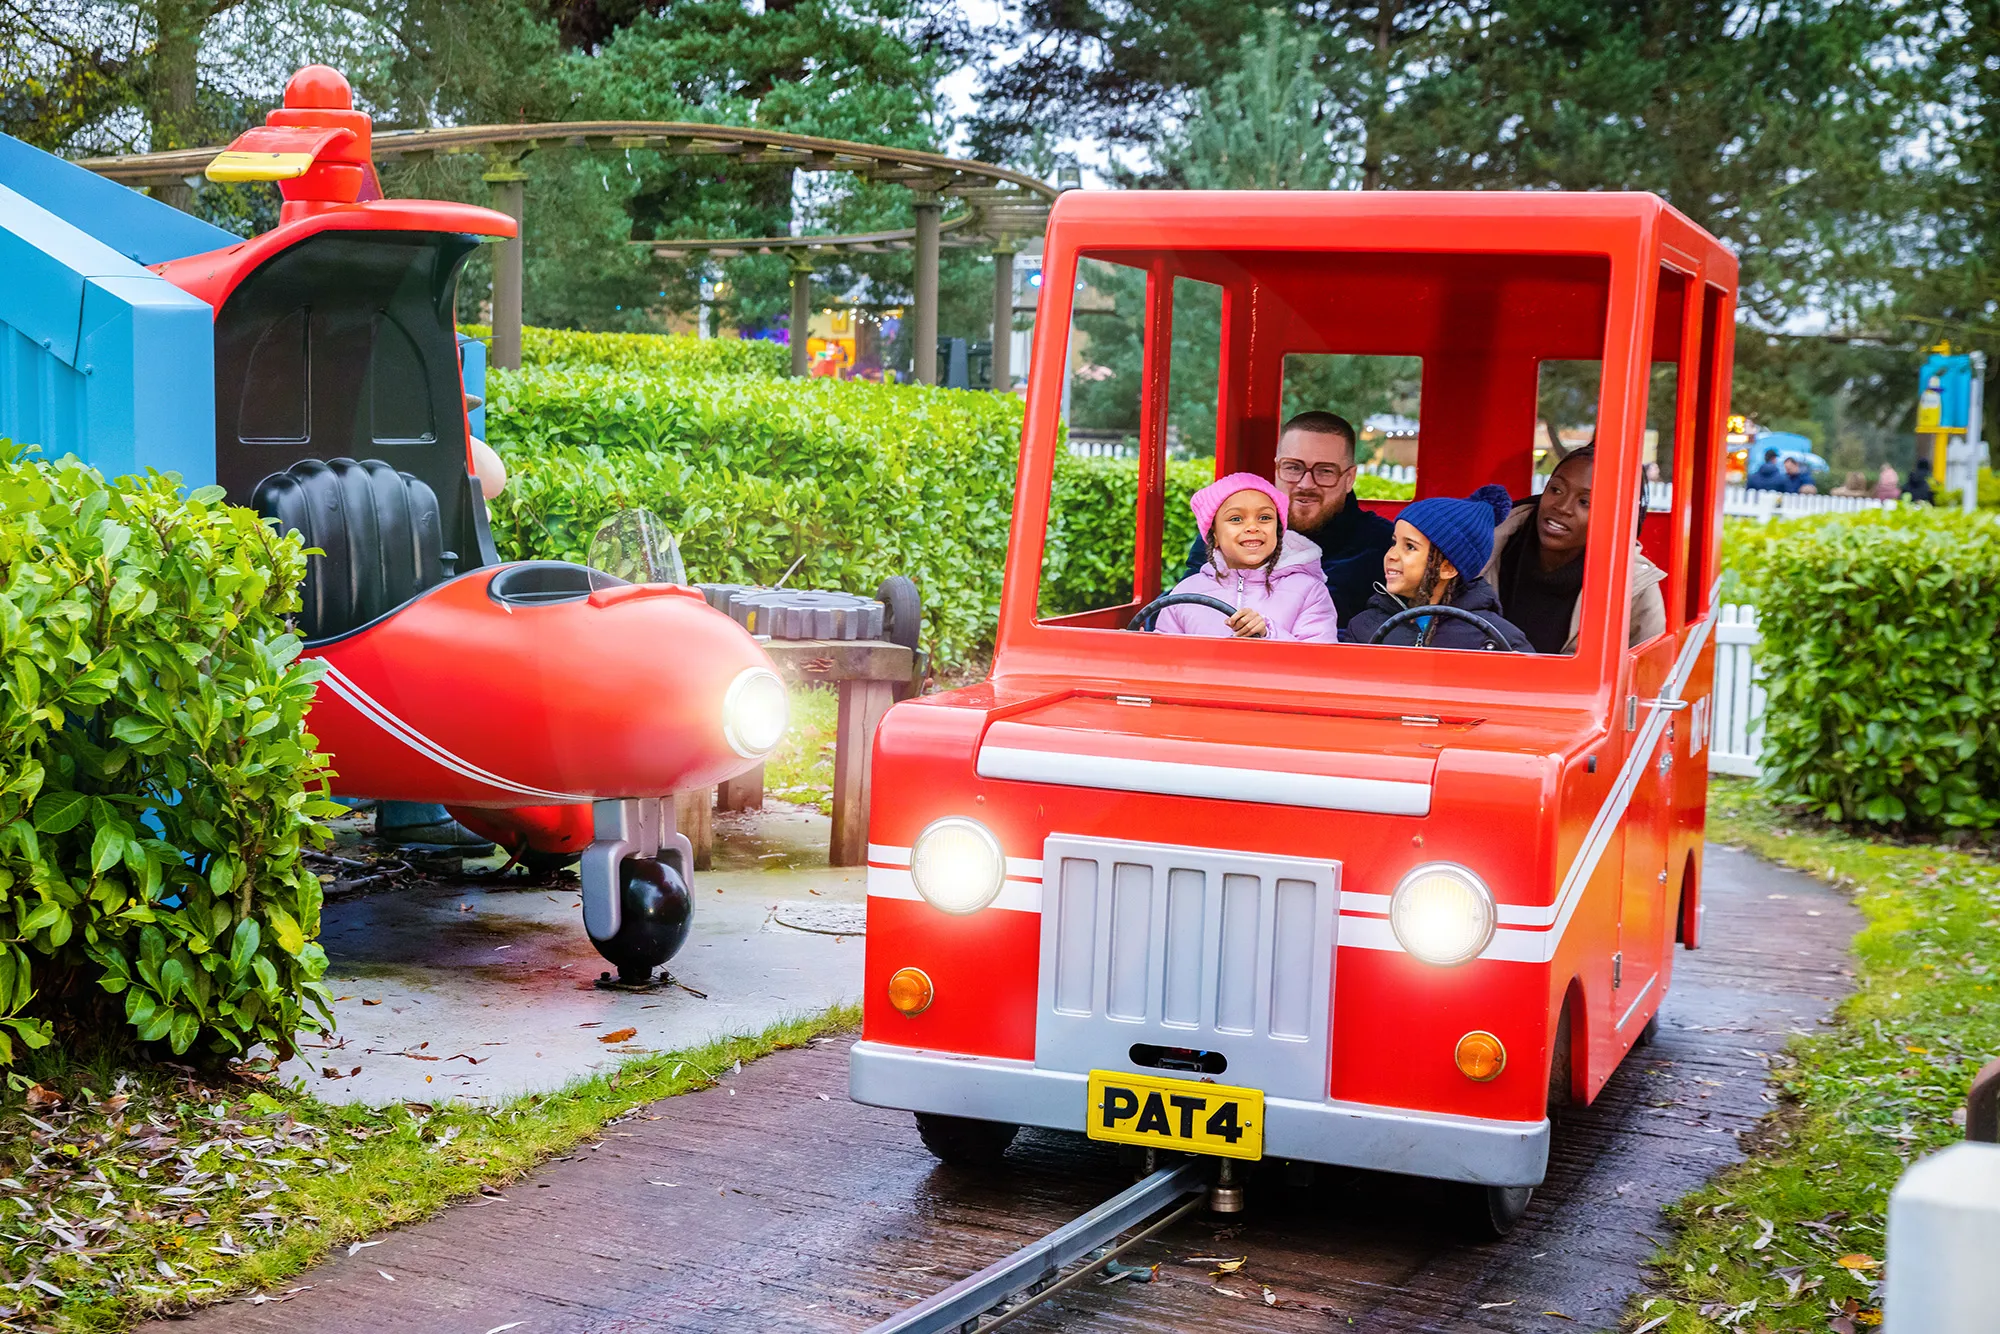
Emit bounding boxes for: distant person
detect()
[1833,470,1871,497]
[1874,462,1901,500]
[1180,411,1394,625]
[1904,456,1935,505]
[1746,448,1787,491]
[1642,461,1663,486]
[1781,457,1816,494]
[1482,446,1667,655]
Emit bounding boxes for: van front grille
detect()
[1034,835,1338,1102]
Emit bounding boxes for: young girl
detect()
[1154,473,1340,642]
[1341,485,1536,651]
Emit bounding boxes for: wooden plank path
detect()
[154,845,1856,1333]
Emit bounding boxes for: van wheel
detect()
[1451,1183,1534,1240]
[1635,1012,1661,1048]
[914,1112,1018,1166]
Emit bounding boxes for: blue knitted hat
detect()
[1397,485,1513,580]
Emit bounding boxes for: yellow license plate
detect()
[1086,1069,1264,1161]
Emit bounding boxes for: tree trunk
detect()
[147,0,211,213]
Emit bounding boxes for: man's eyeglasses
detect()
[1276,458,1354,486]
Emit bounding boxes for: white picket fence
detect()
[1359,463,1416,484]
[1709,603,1767,777]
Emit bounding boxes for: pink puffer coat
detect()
[1154,531,1340,642]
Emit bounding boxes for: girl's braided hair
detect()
[1414,542,1459,606]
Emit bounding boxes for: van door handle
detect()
[1641,697,1690,712]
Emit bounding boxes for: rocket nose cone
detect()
[286,65,353,110]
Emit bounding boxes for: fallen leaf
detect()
[1632,1317,1669,1333]
[600,1028,638,1044]
[362,998,382,1006]
[1210,1286,1248,1299]
[486,1325,525,1334]
[1261,1285,1276,1306]
[24,1085,61,1109]
[348,1240,383,1256]
[1478,1301,1516,1309]
[1541,1313,1572,1321]
[1836,1254,1881,1270]
[378,1270,395,1282]
[1208,1257,1247,1274]
[1751,1216,1775,1250]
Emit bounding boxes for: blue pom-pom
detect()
[1469,483,1512,525]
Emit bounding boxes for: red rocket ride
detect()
[152,66,785,981]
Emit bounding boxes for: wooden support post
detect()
[788,254,813,377]
[675,788,713,871]
[718,763,765,812]
[483,159,528,371]
[990,240,1015,392]
[913,196,941,386]
[830,678,895,866]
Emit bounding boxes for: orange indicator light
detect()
[887,967,934,1016]
[1455,1030,1507,1082]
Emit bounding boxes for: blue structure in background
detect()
[0,132,230,487]
[458,334,488,439]
[1919,349,1974,431]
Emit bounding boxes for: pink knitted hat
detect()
[1190,472,1289,539]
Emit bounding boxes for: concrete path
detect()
[168,842,1861,1333]
[280,805,863,1105]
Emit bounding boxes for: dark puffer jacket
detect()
[1340,577,1536,652]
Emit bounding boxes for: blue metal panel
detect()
[458,334,488,438]
[0,131,237,265]
[0,183,215,486]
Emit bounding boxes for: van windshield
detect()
[1035,248,1698,660]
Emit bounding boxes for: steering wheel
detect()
[1128,592,1238,632]
[1366,604,1522,651]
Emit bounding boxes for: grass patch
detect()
[1629,779,1999,1332]
[3,1002,857,1331]
[764,683,838,814]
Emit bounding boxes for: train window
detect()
[368,313,436,445]
[238,306,310,444]
[1166,276,1222,459]
[1684,285,1727,621]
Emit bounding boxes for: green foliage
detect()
[0,448,336,1065]
[1738,508,2000,829]
[1640,781,1998,1331]
[484,368,1021,669]
[460,325,788,379]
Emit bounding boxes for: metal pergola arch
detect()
[81,121,1056,386]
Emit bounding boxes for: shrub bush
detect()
[1741,507,2000,829]
[485,368,1021,668]
[0,449,336,1064]
[459,325,787,378]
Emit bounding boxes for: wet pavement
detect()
[173,842,1858,1334]
[280,804,863,1105]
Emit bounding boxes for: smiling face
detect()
[1273,427,1356,532]
[1383,519,1457,601]
[1212,489,1282,569]
[1536,453,1593,568]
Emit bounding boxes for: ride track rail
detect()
[864,1160,1211,1334]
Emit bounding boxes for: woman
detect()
[1480,447,1666,655]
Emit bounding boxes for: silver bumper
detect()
[849,1040,1551,1188]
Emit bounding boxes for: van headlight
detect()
[722,667,788,757]
[1390,863,1495,966]
[910,817,1006,914]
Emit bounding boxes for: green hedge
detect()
[0,449,336,1063]
[1741,508,2000,829]
[459,325,787,378]
[485,368,1021,668]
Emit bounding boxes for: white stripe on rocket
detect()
[318,662,594,804]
